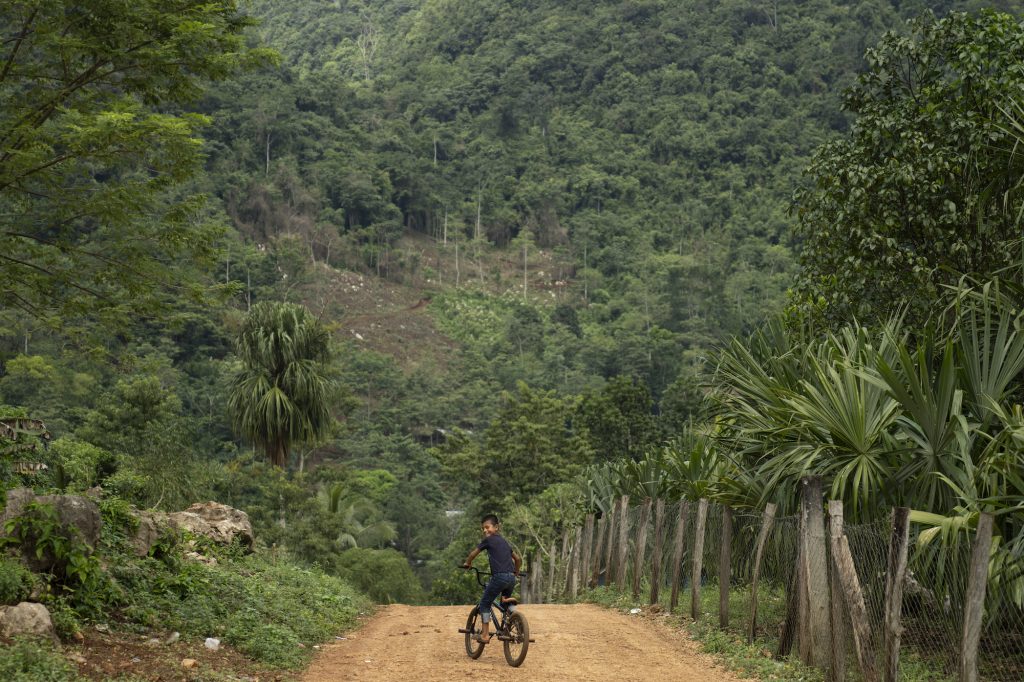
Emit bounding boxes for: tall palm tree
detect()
[228,301,336,467]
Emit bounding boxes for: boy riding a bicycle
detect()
[461,513,521,644]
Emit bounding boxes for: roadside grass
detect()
[582,584,953,682]
[1,501,373,680]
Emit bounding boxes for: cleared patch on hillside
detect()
[299,231,578,372]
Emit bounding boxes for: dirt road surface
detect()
[302,604,751,682]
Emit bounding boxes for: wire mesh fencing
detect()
[542,491,1024,682]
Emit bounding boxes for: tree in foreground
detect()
[793,11,1024,327]
[228,302,336,467]
[0,0,274,334]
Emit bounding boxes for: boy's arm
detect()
[462,547,481,567]
[512,551,521,575]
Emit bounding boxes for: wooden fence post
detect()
[719,505,733,628]
[580,513,595,593]
[670,500,689,613]
[883,507,910,682]
[603,501,618,587]
[591,513,607,588]
[827,501,878,682]
[615,495,631,591]
[532,550,543,604]
[650,498,666,605]
[959,512,994,682]
[632,498,653,598]
[568,525,583,598]
[827,510,847,682]
[691,498,709,620]
[547,540,557,601]
[749,503,777,643]
[800,476,831,668]
[559,527,571,598]
[777,507,803,659]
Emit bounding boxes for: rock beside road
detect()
[1,488,101,571]
[0,602,58,642]
[168,502,254,549]
[129,501,254,556]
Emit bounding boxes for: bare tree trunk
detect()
[455,237,460,288]
[265,131,272,176]
[522,239,528,301]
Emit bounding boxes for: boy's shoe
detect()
[473,633,494,644]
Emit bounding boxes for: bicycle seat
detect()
[500,597,518,606]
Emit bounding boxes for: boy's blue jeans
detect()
[478,572,516,623]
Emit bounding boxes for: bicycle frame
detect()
[458,565,533,640]
[457,565,534,666]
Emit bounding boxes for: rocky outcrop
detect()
[168,502,254,549]
[0,602,57,642]
[1,488,101,571]
[127,501,254,556]
[1,488,102,549]
[129,511,165,557]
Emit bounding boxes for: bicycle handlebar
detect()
[458,564,529,587]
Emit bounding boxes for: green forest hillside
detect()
[4,0,1024,678]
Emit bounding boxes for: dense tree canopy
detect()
[794,11,1024,325]
[0,0,273,334]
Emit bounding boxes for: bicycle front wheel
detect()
[464,606,485,659]
[502,611,529,667]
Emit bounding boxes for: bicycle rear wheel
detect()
[464,606,485,659]
[502,611,529,667]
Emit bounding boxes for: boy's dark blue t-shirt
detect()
[476,533,516,574]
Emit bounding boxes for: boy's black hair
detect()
[481,513,500,526]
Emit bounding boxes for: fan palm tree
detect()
[228,301,336,467]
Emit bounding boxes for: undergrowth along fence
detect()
[518,477,1024,682]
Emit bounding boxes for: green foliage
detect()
[434,382,593,510]
[575,376,660,463]
[47,439,117,493]
[0,503,113,617]
[228,301,338,467]
[0,555,34,605]
[0,0,274,335]
[46,597,83,642]
[335,548,423,605]
[0,638,80,682]
[113,551,368,668]
[794,11,1024,326]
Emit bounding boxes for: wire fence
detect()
[528,490,1024,682]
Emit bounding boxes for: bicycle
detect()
[457,565,533,667]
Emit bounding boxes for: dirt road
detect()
[302,604,750,682]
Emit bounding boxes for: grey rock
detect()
[0,602,58,642]
[168,502,254,549]
[1,489,101,571]
[129,511,165,557]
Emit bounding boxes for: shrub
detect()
[0,555,34,605]
[335,548,422,604]
[47,597,82,641]
[0,638,80,682]
[113,553,369,668]
[0,503,117,618]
